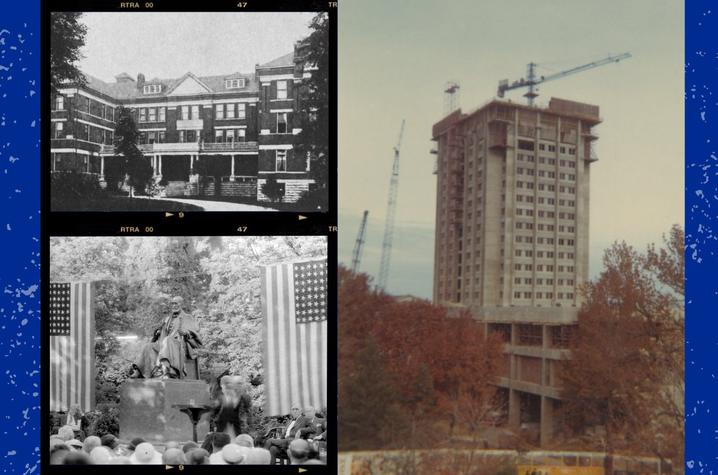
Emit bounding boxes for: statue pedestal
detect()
[119,379,212,443]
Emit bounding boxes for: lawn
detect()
[187,195,325,212]
[51,196,204,212]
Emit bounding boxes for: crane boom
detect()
[377,120,405,291]
[497,52,631,105]
[351,210,369,273]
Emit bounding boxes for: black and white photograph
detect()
[50,11,330,212]
[47,235,329,466]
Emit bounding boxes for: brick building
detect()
[431,97,600,445]
[50,44,319,202]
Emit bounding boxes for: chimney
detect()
[114,72,135,83]
[137,73,146,89]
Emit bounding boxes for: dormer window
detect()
[143,84,162,94]
[225,78,245,89]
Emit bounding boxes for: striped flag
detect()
[49,282,96,413]
[262,259,327,416]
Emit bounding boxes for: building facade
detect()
[431,97,600,445]
[50,45,317,202]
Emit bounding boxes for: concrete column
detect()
[158,155,163,176]
[190,154,195,172]
[152,155,157,176]
[100,156,105,177]
[540,396,554,446]
[508,389,521,427]
[230,154,236,180]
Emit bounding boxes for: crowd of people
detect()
[48,404,327,466]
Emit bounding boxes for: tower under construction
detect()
[431,97,601,445]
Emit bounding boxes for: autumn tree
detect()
[50,12,87,92]
[559,226,684,465]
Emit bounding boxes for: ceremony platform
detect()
[119,379,212,443]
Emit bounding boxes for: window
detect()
[191,105,199,120]
[158,131,165,143]
[55,96,64,110]
[215,104,224,120]
[238,129,246,141]
[226,103,236,119]
[277,80,288,99]
[139,108,147,122]
[277,113,288,134]
[159,107,165,122]
[181,106,189,120]
[518,325,542,346]
[215,130,223,143]
[179,130,186,143]
[148,108,157,122]
[143,84,162,94]
[225,78,245,89]
[276,150,287,171]
[238,103,246,119]
[548,144,556,152]
[53,121,64,138]
[225,129,235,143]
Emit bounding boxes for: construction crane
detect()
[497,52,632,106]
[377,120,405,291]
[351,210,369,273]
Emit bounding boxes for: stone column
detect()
[540,396,554,446]
[508,388,521,427]
[230,154,236,181]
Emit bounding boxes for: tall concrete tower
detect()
[431,97,600,445]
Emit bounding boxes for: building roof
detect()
[81,70,259,101]
[257,51,295,69]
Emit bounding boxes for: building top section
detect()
[431,108,465,140]
[257,51,295,70]
[432,97,601,139]
[68,50,301,102]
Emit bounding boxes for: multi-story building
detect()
[50,44,317,202]
[431,97,600,445]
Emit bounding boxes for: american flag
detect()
[49,282,96,413]
[262,259,328,416]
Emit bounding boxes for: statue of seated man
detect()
[133,296,202,380]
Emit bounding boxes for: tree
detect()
[50,12,87,92]
[559,226,684,465]
[114,106,152,196]
[295,13,330,207]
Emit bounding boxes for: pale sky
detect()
[339,0,684,298]
[76,12,316,82]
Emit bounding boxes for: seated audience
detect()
[235,433,254,448]
[162,448,186,465]
[244,447,272,465]
[264,404,302,464]
[221,444,247,465]
[186,448,210,465]
[182,441,199,454]
[129,442,162,464]
[62,450,91,465]
[288,439,310,465]
[82,436,101,454]
[50,445,71,465]
[89,446,112,464]
[208,432,232,464]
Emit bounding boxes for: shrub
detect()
[85,403,119,438]
[296,186,328,211]
[261,176,285,203]
[51,172,103,200]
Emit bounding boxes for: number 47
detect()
[237,2,247,7]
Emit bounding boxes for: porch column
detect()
[190,154,195,173]
[158,155,163,176]
[100,156,105,177]
[230,154,236,181]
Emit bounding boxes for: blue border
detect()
[0,0,41,472]
[0,0,713,472]
[685,1,716,472]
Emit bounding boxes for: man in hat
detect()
[134,296,202,380]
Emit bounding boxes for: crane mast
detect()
[351,210,369,273]
[377,120,405,291]
[497,52,632,105]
